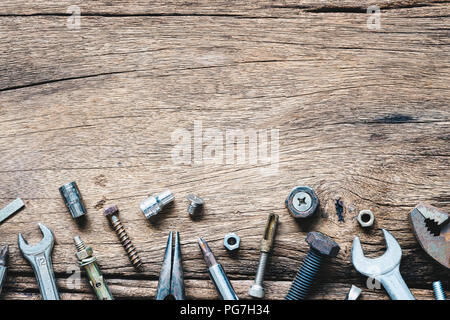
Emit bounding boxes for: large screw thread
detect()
[432,281,446,300]
[285,249,323,300]
[111,216,143,271]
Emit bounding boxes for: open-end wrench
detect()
[18,223,60,300]
[352,229,415,300]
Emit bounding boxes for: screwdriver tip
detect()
[0,245,8,265]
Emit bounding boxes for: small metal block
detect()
[0,198,25,224]
[59,181,87,219]
[140,190,174,219]
[224,233,240,251]
[286,186,319,219]
[357,210,375,228]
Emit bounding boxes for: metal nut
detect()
[224,233,240,251]
[357,210,375,227]
[286,186,319,219]
[75,247,93,261]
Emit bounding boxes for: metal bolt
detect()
[286,186,319,219]
[249,213,279,299]
[186,194,204,216]
[432,280,446,300]
[104,205,143,271]
[285,231,340,300]
[140,190,174,219]
[74,236,114,300]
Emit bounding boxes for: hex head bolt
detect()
[104,205,143,271]
[285,231,340,300]
[249,213,279,299]
[286,186,319,219]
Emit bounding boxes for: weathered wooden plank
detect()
[0,0,446,15]
[0,276,440,300]
[0,2,448,300]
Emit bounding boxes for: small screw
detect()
[285,231,340,300]
[104,205,143,271]
[286,186,319,219]
[432,280,446,300]
[186,194,204,216]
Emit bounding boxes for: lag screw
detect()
[104,205,143,271]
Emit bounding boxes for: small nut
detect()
[75,247,93,261]
[224,233,240,251]
[357,210,375,227]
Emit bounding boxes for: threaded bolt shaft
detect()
[285,249,323,300]
[433,281,446,300]
[74,235,87,252]
[104,205,143,271]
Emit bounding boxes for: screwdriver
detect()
[198,237,238,300]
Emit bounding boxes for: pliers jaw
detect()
[156,231,185,300]
[410,203,449,269]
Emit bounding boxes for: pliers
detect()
[410,203,449,269]
[155,231,185,300]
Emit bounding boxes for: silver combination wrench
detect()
[18,223,60,300]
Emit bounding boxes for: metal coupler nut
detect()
[59,181,87,219]
[286,186,319,219]
[140,189,174,219]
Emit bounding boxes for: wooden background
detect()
[0,1,448,300]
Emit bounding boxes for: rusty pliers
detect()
[410,203,449,269]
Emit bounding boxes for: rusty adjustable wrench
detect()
[409,203,449,269]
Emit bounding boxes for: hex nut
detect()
[224,233,240,251]
[75,247,93,261]
[305,231,340,257]
[357,210,375,227]
[286,186,319,219]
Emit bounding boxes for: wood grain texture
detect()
[0,1,449,300]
